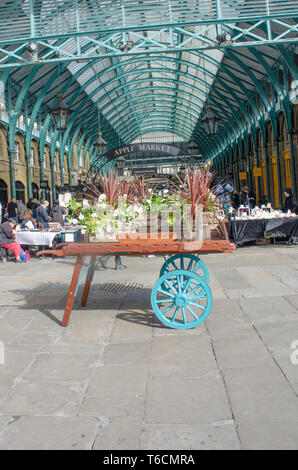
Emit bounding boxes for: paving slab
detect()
[150,333,219,379]
[0,416,100,450]
[239,296,298,324]
[0,246,298,449]
[222,367,298,423]
[24,352,101,382]
[140,422,240,450]
[238,420,298,450]
[86,365,148,399]
[212,334,275,369]
[79,395,144,419]
[0,381,84,416]
[145,375,232,425]
[93,416,141,450]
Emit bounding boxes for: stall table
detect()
[15,230,61,247]
[226,216,298,244]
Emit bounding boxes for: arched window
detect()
[30,147,35,166]
[0,179,8,209]
[15,181,25,202]
[32,183,39,200]
[14,142,20,162]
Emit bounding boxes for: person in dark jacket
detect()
[36,200,50,229]
[0,218,23,262]
[50,200,66,226]
[7,198,18,223]
[284,188,297,213]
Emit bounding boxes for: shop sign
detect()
[40,180,48,189]
[253,168,262,177]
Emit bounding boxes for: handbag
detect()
[20,249,27,262]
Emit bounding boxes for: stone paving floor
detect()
[0,244,298,450]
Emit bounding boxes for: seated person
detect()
[0,218,23,263]
[21,209,38,230]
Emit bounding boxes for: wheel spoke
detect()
[189,291,207,300]
[156,298,173,304]
[186,282,202,296]
[164,279,178,294]
[186,305,199,320]
[178,275,184,294]
[180,256,185,270]
[171,306,180,322]
[187,258,194,271]
[182,307,187,324]
[188,300,206,310]
[170,260,178,270]
[157,287,175,298]
[182,276,192,294]
[160,303,175,316]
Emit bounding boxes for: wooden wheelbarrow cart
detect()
[38,229,235,330]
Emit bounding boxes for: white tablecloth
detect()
[15,231,60,247]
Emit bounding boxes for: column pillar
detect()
[8,148,16,199]
[288,129,297,197]
[25,154,33,200]
[274,137,283,209]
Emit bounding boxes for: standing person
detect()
[7,198,18,223]
[0,218,23,263]
[30,199,39,218]
[50,200,66,226]
[17,199,26,222]
[284,188,297,213]
[36,200,50,229]
[232,190,241,210]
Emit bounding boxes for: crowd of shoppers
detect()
[0,198,66,262]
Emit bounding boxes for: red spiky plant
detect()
[174,168,217,217]
[130,175,154,204]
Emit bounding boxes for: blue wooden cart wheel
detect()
[160,254,209,283]
[151,269,212,330]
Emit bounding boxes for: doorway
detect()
[15,181,25,202]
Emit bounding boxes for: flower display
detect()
[67,169,222,241]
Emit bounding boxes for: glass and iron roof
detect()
[0,0,297,164]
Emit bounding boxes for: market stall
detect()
[225,205,298,244]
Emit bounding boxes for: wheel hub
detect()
[175,294,187,307]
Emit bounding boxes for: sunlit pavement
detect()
[0,244,298,450]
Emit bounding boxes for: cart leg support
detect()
[62,255,84,327]
[81,256,96,307]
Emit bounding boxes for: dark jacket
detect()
[36,205,50,229]
[0,221,15,246]
[50,204,65,226]
[284,188,297,214]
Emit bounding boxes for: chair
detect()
[0,247,8,262]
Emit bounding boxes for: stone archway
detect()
[15,181,25,202]
[0,179,8,213]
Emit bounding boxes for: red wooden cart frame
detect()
[37,231,235,327]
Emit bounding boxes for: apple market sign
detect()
[105,143,180,161]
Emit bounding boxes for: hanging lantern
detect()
[94,132,107,156]
[187,138,200,156]
[49,93,73,131]
[201,106,220,136]
[117,156,125,175]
